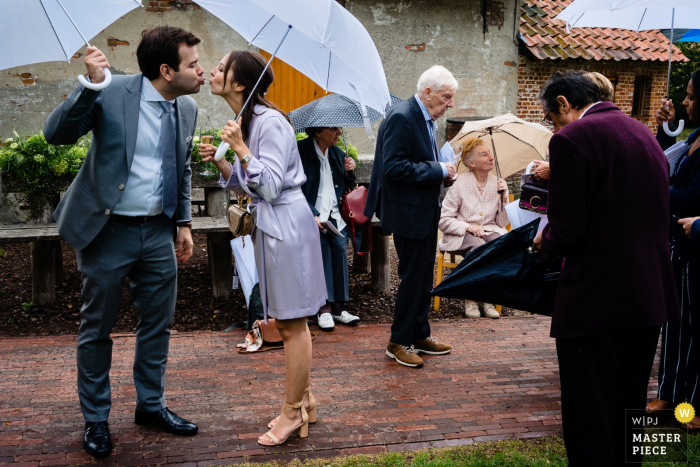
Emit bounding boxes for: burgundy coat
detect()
[541,102,680,338]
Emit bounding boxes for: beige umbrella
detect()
[450,113,552,179]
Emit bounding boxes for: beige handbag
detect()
[227,195,254,238]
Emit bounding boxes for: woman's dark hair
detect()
[222,51,291,141]
[539,70,602,114]
[137,26,201,81]
[690,70,700,121]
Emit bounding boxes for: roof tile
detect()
[519,0,688,62]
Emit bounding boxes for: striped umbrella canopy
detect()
[679,29,700,42]
[290,93,402,133]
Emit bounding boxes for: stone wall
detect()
[0,0,520,155]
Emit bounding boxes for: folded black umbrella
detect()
[431,219,561,316]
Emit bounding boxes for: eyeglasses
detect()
[541,110,552,125]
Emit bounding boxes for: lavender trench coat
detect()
[219,105,327,321]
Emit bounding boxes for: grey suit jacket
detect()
[44,74,197,251]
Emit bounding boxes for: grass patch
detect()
[222,434,700,467]
[679,126,697,141]
[228,437,568,467]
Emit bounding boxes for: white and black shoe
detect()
[332,311,361,325]
[317,312,335,331]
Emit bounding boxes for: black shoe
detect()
[83,421,112,458]
[134,407,198,436]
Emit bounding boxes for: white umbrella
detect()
[0,0,143,90]
[231,236,258,307]
[556,0,700,136]
[194,0,391,160]
[450,113,552,180]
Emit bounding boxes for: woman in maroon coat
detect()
[533,71,680,466]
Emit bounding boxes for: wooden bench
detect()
[0,217,229,307]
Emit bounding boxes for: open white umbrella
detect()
[450,113,552,180]
[556,0,700,136]
[193,0,391,160]
[0,0,143,90]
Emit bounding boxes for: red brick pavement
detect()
[2,316,571,466]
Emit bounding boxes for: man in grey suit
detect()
[44,26,204,457]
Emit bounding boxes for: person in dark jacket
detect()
[533,70,680,466]
[299,127,361,332]
[647,70,700,430]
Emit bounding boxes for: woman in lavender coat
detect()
[200,51,326,446]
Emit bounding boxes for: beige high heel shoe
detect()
[257,401,308,446]
[268,387,317,428]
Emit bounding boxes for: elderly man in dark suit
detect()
[533,70,680,466]
[364,66,457,368]
[44,26,204,457]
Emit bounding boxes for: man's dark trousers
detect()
[556,325,661,466]
[75,214,177,422]
[391,210,439,347]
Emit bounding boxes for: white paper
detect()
[321,220,344,237]
[505,201,548,234]
[665,140,688,175]
[440,141,457,164]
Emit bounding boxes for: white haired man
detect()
[364,65,458,368]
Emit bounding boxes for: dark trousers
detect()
[319,220,349,303]
[556,325,661,467]
[658,253,700,411]
[75,215,177,422]
[391,214,439,346]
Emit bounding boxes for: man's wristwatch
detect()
[177,221,192,229]
[239,153,252,164]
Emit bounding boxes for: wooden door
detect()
[260,50,329,113]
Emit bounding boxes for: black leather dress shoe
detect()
[83,421,112,458]
[134,408,198,435]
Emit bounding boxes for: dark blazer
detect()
[657,126,700,261]
[363,95,444,240]
[44,74,196,250]
[541,102,680,338]
[298,136,356,217]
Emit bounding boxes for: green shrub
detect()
[296,131,359,162]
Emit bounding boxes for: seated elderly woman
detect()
[438,137,510,319]
[298,127,361,331]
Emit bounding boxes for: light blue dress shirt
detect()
[414,93,448,178]
[112,77,175,216]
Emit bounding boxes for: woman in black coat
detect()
[299,127,360,331]
[648,70,700,430]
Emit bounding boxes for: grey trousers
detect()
[319,220,349,303]
[75,215,177,422]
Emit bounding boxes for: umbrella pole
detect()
[489,127,502,180]
[666,8,675,98]
[239,24,293,118]
[214,24,293,161]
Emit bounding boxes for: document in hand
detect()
[665,140,688,175]
[321,220,344,237]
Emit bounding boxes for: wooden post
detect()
[370,227,391,295]
[353,254,370,273]
[204,188,232,299]
[29,197,59,305]
[54,241,65,284]
[31,241,56,306]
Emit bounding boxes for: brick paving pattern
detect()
[2,316,568,465]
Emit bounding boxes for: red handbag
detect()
[340,185,372,255]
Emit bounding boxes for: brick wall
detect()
[485,1,505,28]
[516,54,668,133]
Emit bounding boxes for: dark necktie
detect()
[159,101,177,218]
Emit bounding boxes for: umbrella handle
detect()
[214,142,230,161]
[77,68,112,91]
[663,119,684,138]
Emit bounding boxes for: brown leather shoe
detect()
[646,399,674,414]
[413,336,452,355]
[685,415,700,431]
[386,342,424,368]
